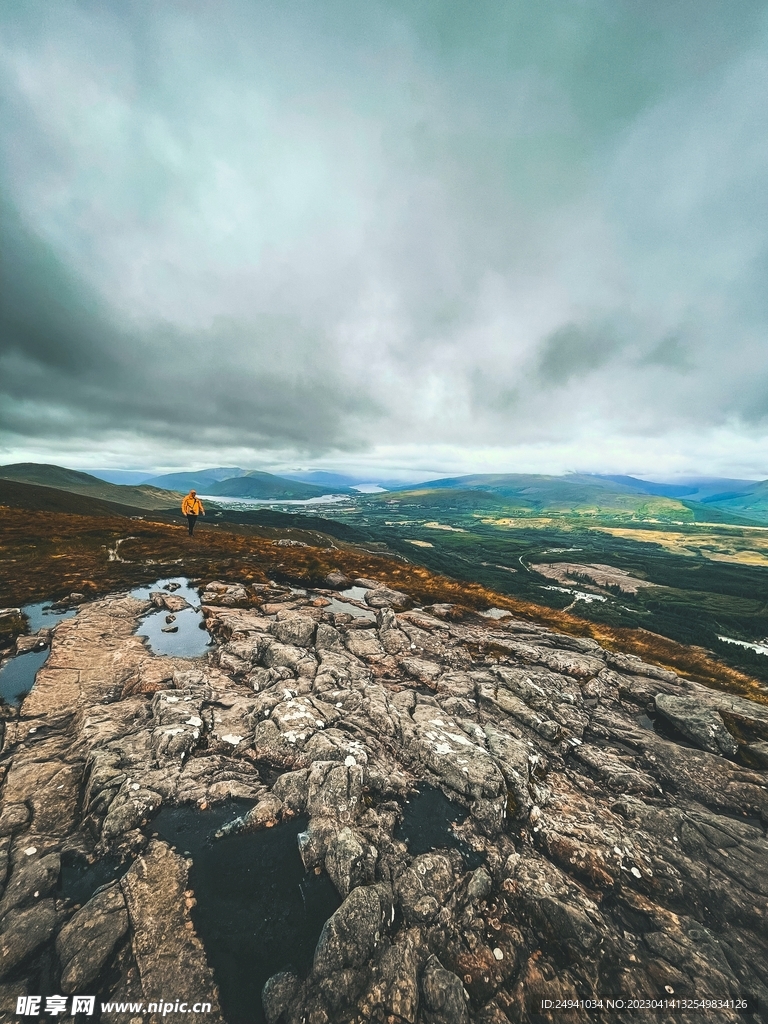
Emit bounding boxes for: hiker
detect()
[181,489,205,536]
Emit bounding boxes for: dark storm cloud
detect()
[2,0,768,476]
[536,324,621,387]
[0,199,374,450]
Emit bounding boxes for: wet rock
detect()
[365,587,410,610]
[0,899,56,979]
[150,592,190,613]
[313,883,392,974]
[0,852,60,915]
[420,955,470,1024]
[397,853,455,924]
[325,571,351,589]
[655,693,739,757]
[120,842,223,1017]
[261,969,300,1024]
[56,882,129,993]
[325,826,367,897]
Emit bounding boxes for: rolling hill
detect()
[143,468,248,492]
[388,472,686,515]
[205,471,338,500]
[385,472,767,523]
[0,463,181,510]
[0,478,168,518]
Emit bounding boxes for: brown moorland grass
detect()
[1,503,766,706]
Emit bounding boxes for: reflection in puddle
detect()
[394,784,484,869]
[340,586,370,602]
[324,597,375,621]
[21,602,77,633]
[150,804,340,1024]
[0,648,49,705]
[131,578,211,658]
[0,602,77,706]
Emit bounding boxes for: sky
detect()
[2,0,768,482]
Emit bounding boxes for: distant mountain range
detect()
[5,463,768,523]
[0,463,347,507]
[204,472,333,500]
[375,472,768,523]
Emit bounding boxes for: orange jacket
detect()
[182,493,204,515]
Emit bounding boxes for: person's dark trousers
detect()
[187,514,197,536]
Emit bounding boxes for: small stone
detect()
[24,847,37,856]
[493,947,504,960]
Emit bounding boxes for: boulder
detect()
[0,899,56,979]
[655,693,739,757]
[325,827,366,897]
[313,884,392,974]
[56,882,128,993]
[420,955,469,1024]
[325,572,351,589]
[0,853,59,916]
[365,587,410,609]
[261,970,300,1024]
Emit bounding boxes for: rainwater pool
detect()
[150,804,340,1024]
[131,578,212,658]
[0,602,76,705]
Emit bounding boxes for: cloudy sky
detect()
[2,0,768,481]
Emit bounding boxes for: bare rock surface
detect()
[0,586,766,1021]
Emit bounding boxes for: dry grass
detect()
[595,524,768,567]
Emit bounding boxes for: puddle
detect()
[150,804,340,1024]
[340,586,370,602]
[394,785,484,869]
[324,597,375,621]
[0,648,50,705]
[21,602,77,633]
[131,578,211,658]
[0,602,78,706]
[59,854,127,907]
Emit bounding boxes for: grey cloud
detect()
[640,335,694,372]
[2,1,768,474]
[0,200,377,452]
[536,324,620,387]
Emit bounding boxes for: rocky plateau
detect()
[0,576,767,1023]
